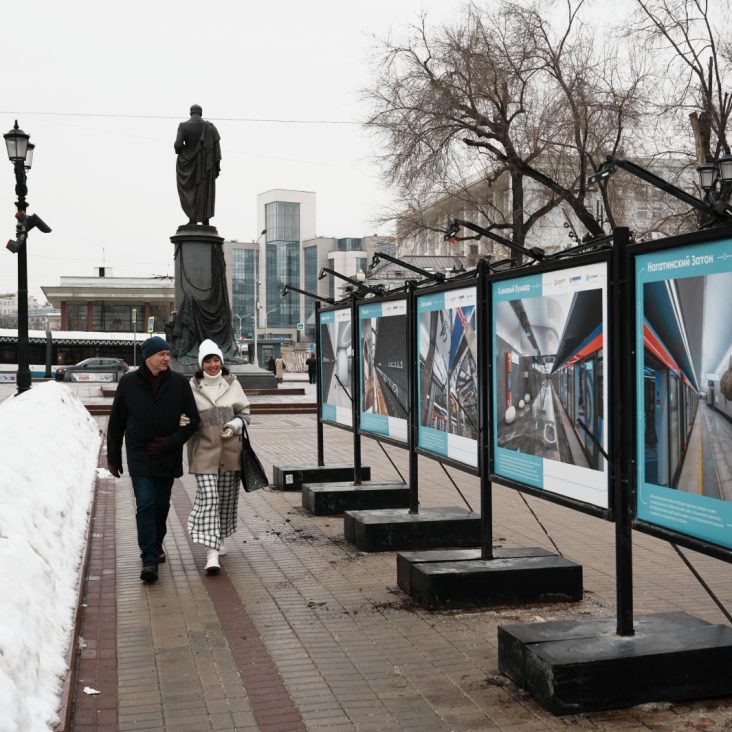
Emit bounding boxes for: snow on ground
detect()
[0,382,102,732]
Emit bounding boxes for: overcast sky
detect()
[0,0,634,305]
[0,0,465,301]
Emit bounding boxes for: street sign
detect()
[147,315,155,334]
[296,322,304,331]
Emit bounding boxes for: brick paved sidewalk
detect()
[69,413,732,731]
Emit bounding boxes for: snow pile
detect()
[0,382,102,732]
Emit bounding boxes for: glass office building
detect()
[265,201,300,329]
[304,245,319,339]
[231,248,258,338]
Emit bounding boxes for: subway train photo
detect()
[642,273,732,500]
[495,287,606,473]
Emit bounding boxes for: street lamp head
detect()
[281,285,290,297]
[718,154,732,182]
[4,121,30,164]
[23,143,34,171]
[697,162,717,191]
[318,267,327,280]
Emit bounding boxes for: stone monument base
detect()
[170,359,276,390]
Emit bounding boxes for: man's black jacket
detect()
[107,366,200,477]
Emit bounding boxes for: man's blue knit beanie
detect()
[142,336,170,359]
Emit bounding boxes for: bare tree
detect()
[365,0,646,252]
[630,0,732,164]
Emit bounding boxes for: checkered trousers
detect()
[187,471,240,549]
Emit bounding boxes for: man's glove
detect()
[108,464,122,478]
[146,437,171,458]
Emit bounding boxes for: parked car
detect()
[55,357,130,382]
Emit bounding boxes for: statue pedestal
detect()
[169,223,237,365]
[171,224,223,308]
[169,223,276,388]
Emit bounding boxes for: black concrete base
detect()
[396,547,582,608]
[343,507,481,552]
[498,611,732,714]
[272,463,371,491]
[302,481,409,515]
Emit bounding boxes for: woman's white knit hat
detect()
[198,339,224,368]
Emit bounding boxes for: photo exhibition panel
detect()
[417,286,479,470]
[492,262,610,509]
[635,236,732,551]
[359,299,408,444]
[320,307,353,429]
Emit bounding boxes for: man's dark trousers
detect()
[131,476,174,564]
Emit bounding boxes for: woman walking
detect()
[186,339,250,573]
[274,355,286,384]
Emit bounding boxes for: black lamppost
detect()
[4,120,51,394]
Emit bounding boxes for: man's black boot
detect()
[140,563,159,583]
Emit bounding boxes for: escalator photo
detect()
[418,287,479,468]
[360,306,408,442]
[320,309,353,427]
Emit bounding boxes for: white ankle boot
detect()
[205,548,220,574]
[218,538,228,556]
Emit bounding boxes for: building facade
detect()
[394,160,694,262]
[42,269,174,334]
[0,291,51,329]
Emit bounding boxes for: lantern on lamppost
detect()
[696,153,732,217]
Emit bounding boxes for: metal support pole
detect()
[314,302,325,466]
[477,260,493,559]
[406,281,419,513]
[44,318,52,379]
[350,294,363,485]
[253,277,260,367]
[132,307,138,367]
[16,240,30,393]
[13,159,30,395]
[611,227,634,636]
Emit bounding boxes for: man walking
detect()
[305,352,317,385]
[107,336,200,583]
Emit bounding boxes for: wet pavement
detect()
[5,376,732,730]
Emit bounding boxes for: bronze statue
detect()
[174,105,221,225]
